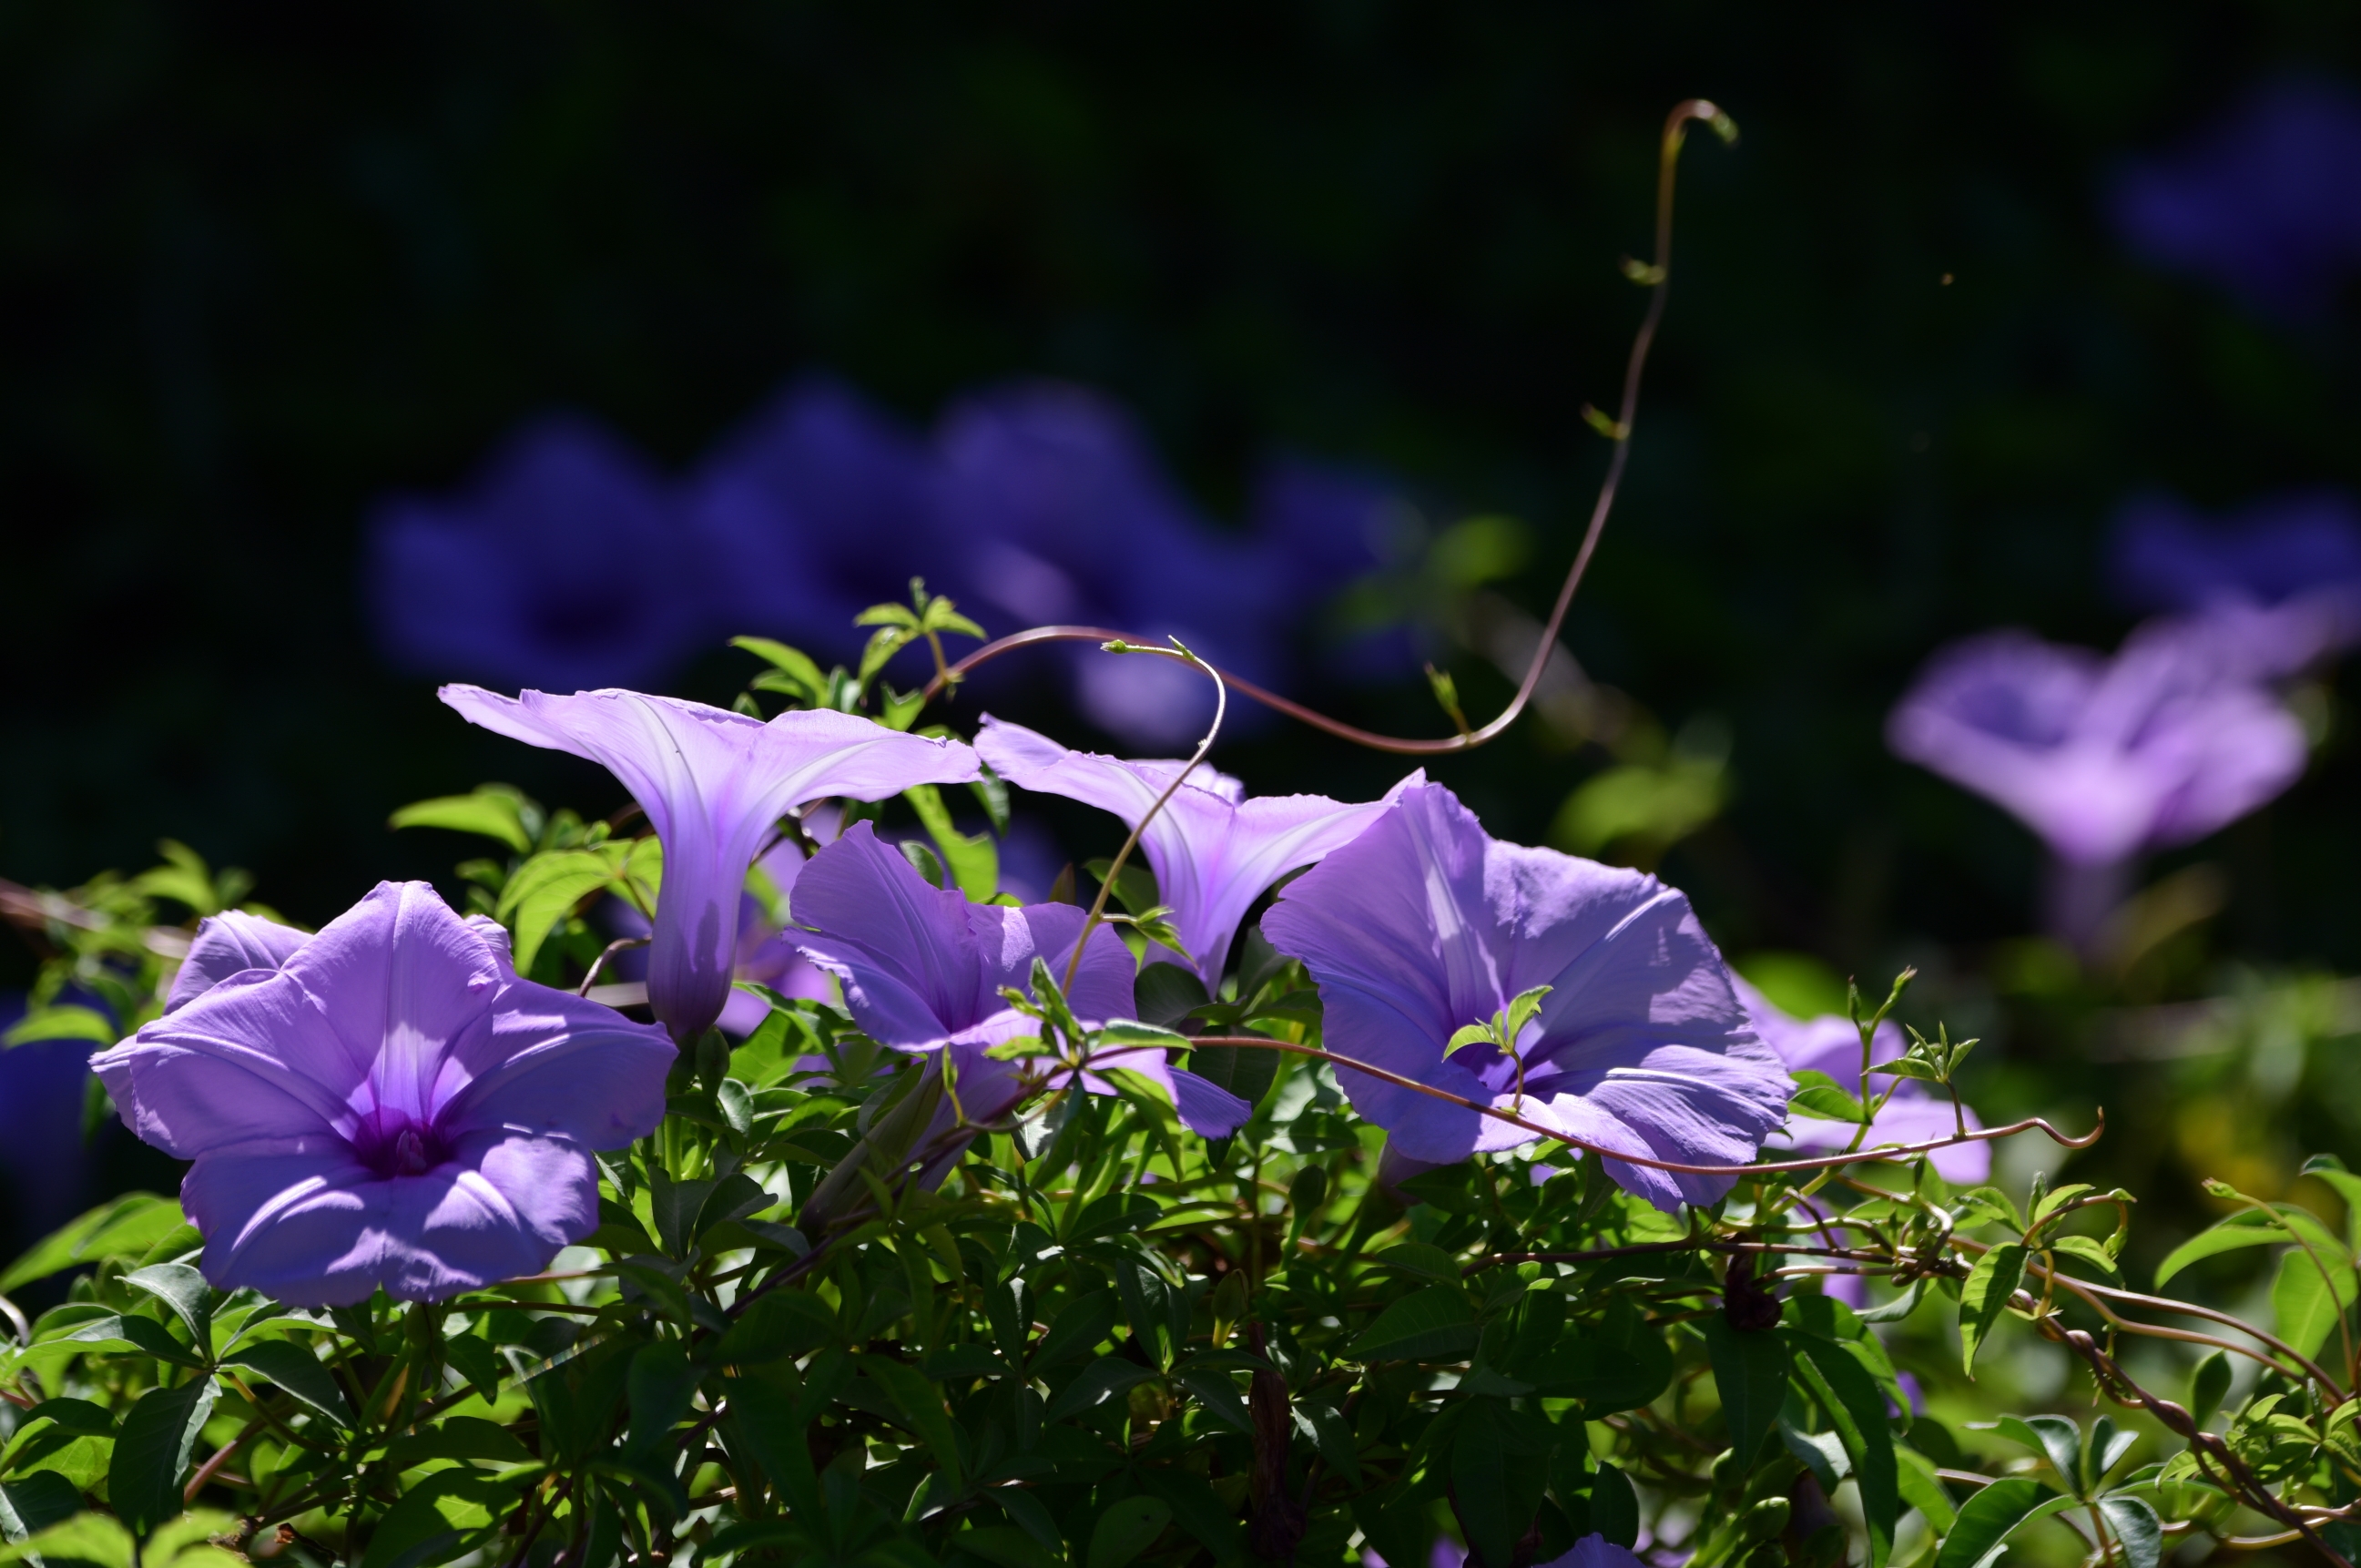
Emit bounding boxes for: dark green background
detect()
[5,0,2357,983]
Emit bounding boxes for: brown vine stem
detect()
[918,100,1737,756]
[2047,1324,2356,1568]
[1178,1033,2100,1176]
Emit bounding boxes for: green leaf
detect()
[2047,1235,2122,1283]
[1953,1186,2024,1232]
[2098,1495,2162,1568]
[1591,1461,1639,1547]
[1788,1069,1867,1121]
[0,1400,116,1492]
[1174,1364,1252,1434]
[2154,1211,2286,1288]
[2302,1155,2361,1254]
[1702,1317,1787,1467]
[1029,1289,1118,1373]
[1896,1448,1956,1532]
[1522,1298,1673,1415]
[2189,1350,2233,1430]
[2272,1247,2357,1359]
[626,1343,699,1458]
[952,1527,1061,1568]
[4,1512,136,1568]
[358,1468,517,1568]
[905,784,998,901]
[3,1007,118,1048]
[222,1339,351,1428]
[1134,1467,1245,1563]
[107,1379,217,1535]
[1344,1285,1480,1363]
[1790,1331,1898,1568]
[1959,1245,2027,1378]
[390,787,535,853]
[121,1264,215,1349]
[0,1472,81,1547]
[0,1195,183,1294]
[717,1292,840,1365]
[2028,1183,2096,1230]
[383,1418,536,1472]
[861,1355,966,1492]
[1447,1397,1553,1568]
[1987,1416,2083,1486]
[496,847,626,974]
[1372,1242,1461,1283]
[730,637,831,705]
[1931,1477,2072,1568]
[1086,1496,1172,1568]
[1043,1360,1158,1424]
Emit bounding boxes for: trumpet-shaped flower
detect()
[975,715,1418,989]
[1734,978,1988,1183]
[165,911,313,1013]
[1885,626,2307,869]
[89,881,672,1306]
[442,686,979,1043]
[1262,783,1787,1212]
[790,823,1249,1135]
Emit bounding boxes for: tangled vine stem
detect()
[918,99,1738,757]
[1180,1033,2100,1176]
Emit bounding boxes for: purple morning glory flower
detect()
[687,374,946,664]
[2109,489,2361,676]
[1732,977,1988,1183]
[88,881,672,1306]
[932,382,1285,746]
[165,911,312,1013]
[2110,76,2361,321]
[441,686,980,1044]
[975,715,1419,990]
[1886,626,2308,870]
[1261,782,1788,1212]
[790,822,1249,1135]
[603,840,833,1035]
[368,415,705,693]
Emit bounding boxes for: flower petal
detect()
[165,911,312,1013]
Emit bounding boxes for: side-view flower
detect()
[440,685,979,1042]
[1262,780,1790,1212]
[88,881,672,1305]
[977,713,1419,990]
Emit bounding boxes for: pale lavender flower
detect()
[2110,76,2361,321]
[441,687,979,1043]
[790,823,1249,1135]
[165,911,312,1013]
[368,416,704,693]
[1734,977,1988,1183]
[976,715,1418,990]
[1263,782,1788,1212]
[1886,626,2307,942]
[89,881,672,1306]
[1537,1540,1644,1568]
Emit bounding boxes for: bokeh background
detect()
[5,2,2361,1290]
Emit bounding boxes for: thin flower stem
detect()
[577,936,649,997]
[919,101,1734,759]
[1183,1033,2101,1176]
[1061,639,1226,994]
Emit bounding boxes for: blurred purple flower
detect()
[933,383,1285,746]
[976,715,1418,989]
[1887,626,2307,865]
[790,822,1249,1135]
[89,881,672,1306]
[441,686,979,1044]
[1539,1540,1644,1568]
[165,911,312,1013]
[2109,489,2361,675]
[1248,455,1423,678]
[1734,977,1988,1183]
[2110,76,2361,320]
[1263,782,1788,1212]
[368,416,705,692]
[687,375,946,663]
